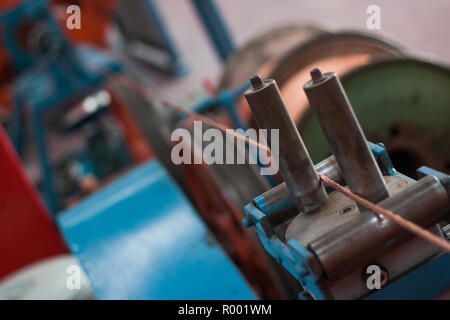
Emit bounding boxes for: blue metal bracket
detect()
[192,80,250,130]
[190,0,236,62]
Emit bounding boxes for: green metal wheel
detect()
[299,58,450,178]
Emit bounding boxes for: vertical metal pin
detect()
[303,68,390,204]
[245,75,328,213]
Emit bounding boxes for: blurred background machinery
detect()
[0,0,448,299]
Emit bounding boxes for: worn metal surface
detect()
[244,139,450,299]
[310,175,450,279]
[58,160,256,299]
[245,76,327,213]
[285,176,410,247]
[304,69,390,204]
[329,226,446,300]
[245,155,344,228]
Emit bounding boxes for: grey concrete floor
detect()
[151,0,450,101]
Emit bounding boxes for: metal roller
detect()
[310,175,450,278]
[245,75,327,213]
[249,155,344,228]
[303,68,390,204]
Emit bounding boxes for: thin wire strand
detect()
[110,73,450,254]
[319,173,450,253]
[112,75,269,153]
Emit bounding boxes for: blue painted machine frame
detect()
[192,81,250,130]
[58,159,257,300]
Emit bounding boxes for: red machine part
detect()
[0,125,68,280]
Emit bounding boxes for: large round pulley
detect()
[262,32,403,126]
[237,32,403,127]
[299,58,450,178]
[219,24,326,91]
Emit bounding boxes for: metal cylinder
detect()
[315,155,344,189]
[303,68,390,204]
[258,155,344,227]
[245,75,328,213]
[310,175,450,279]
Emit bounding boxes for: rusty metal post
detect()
[245,75,328,213]
[303,68,390,204]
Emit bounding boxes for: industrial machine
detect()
[242,71,450,299]
[0,0,448,301]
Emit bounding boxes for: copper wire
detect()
[111,74,450,254]
[319,173,450,253]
